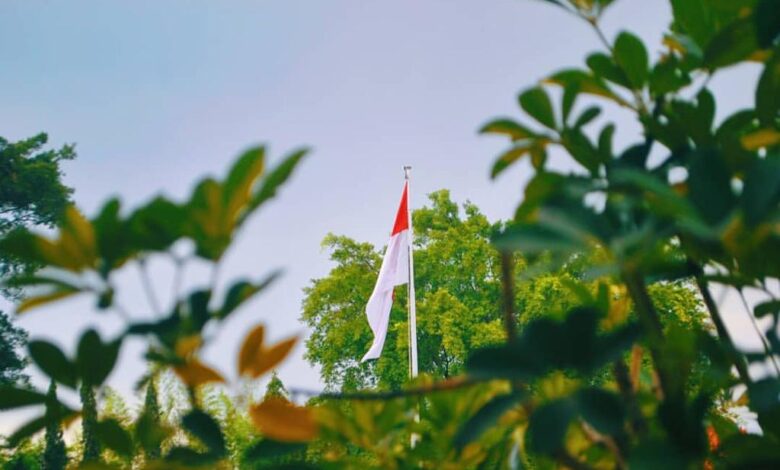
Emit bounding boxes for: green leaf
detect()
[5,414,48,448]
[128,196,186,252]
[244,439,307,462]
[576,388,625,435]
[182,409,227,457]
[188,289,212,331]
[754,299,780,318]
[526,399,576,454]
[166,446,217,465]
[704,17,760,69]
[519,87,557,129]
[492,223,586,255]
[223,146,266,224]
[479,119,538,141]
[573,106,601,128]
[187,178,229,260]
[454,392,525,450]
[135,411,170,457]
[688,148,737,224]
[649,57,692,95]
[16,286,80,314]
[0,386,48,411]
[29,340,77,388]
[546,69,629,106]
[586,52,631,88]
[562,83,579,124]
[756,0,780,48]
[491,143,533,179]
[613,31,649,88]
[247,147,309,216]
[220,270,283,319]
[742,156,780,226]
[598,124,616,160]
[670,0,716,48]
[95,419,134,458]
[756,51,780,126]
[76,330,121,386]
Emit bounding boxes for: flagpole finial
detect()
[403,166,411,180]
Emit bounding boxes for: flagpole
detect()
[404,166,419,379]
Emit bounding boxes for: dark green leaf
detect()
[756,0,780,48]
[756,51,780,126]
[742,156,780,225]
[128,196,186,252]
[29,340,76,389]
[220,270,283,319]
[573,106,601,129]
[576,388,625,435]
[135,411,169,457]
[598,124,616,160]
[704,17,760,69]
[562,83,579,124]
[491,143,533,179]
[546,69,628,106]
[166,446,217,465]
[248,147,309,216]
[0,386,48,411]
[5,415,48,448]
[95,419,134,458]
[519,87,557,129]
[454,392,525,449]
[688,148,737,224]
[479,119,538,141]
[76,330,121,386]
[182,409,226,457]
[188,289,212,331]
[755,300,780,318]
[526,399,576,454]
[586,52,630,88]
[613,31,649,88]
[649,57,692,95]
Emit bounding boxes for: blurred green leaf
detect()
[128,196,186,252]
[546,69,629,106]
[756,51,780,125]
[5,415,48,448]
[454,392,525,450]
[95,419,134,458]
[586,52,631,88]
[220,270,282,319]
[688,148,736,224]
[573,106,601,129]
[491,143,533,179]
[479,119,538,141]
[576,388,625,435]
[29,340,77,388]
[247,147,309,216]
[704,17,760,69]
[0,386,48,411]
[519,87,557,129]
[76,329,121,386]
[742,156,780,226]
[135,411,170,457]
[223,146,266,223]
[614,31,649,88]
[754,299,780,318]
[649,57,692,95]
[755,0,780,48]
[526,399,576,454]
[181,409,227,457]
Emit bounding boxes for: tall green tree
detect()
[79,383,100,464]
[41,381,67,470]
[263,372,288,400]
[138,377,161,461]
[301,190,506,390]
[0,133,75,387]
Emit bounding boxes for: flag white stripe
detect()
[361,230,409,361]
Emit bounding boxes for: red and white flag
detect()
[361,182,411,362]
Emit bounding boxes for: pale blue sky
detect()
[0,0,766,426]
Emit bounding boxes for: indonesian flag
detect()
[361,183,410,362]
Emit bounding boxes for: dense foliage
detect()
[1,0,779,468]
[0,133,75,387]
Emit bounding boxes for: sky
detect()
[0,0,770,430]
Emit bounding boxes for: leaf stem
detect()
[138,258,161,316]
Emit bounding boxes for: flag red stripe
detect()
[391,182,409,236]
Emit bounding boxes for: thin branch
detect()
[170,254,186,308]
[737,288,780,376]
[138,258,161,316]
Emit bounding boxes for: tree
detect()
[0,133,75,387]
[301,190,506,390]
[41,381,67,470]
[0,312,27,386]
[79,382,100,464]
[138,377,161,461]
[263,372,288,400]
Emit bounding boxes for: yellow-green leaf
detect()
[238,325,265,376]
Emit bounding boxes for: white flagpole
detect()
[404,166,419,379]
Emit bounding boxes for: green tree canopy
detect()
[0,133,75,387]
[302,190,507,391]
